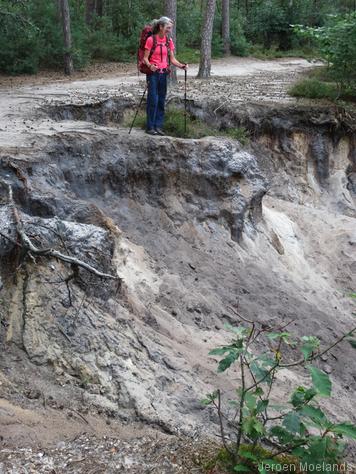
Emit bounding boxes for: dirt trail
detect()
[0,57,318,151]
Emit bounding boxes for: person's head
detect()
[152,16,173,36]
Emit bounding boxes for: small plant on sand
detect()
[289,78,340,100]
[202,308,356,473]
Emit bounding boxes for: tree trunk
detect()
[197,0,217,78]
[165,0,178,85]
[85,0,95,24]
[95,0,103,16]
[59,0,74,75]
[222,0,230,56]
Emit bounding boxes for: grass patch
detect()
[178,45,318,64]
[250,44,318,60]
[289,67,356,102]
[123,106,250,144]
[289,77,340,100]
[306,65,334,82]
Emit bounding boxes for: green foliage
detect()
[219,127,250,145]
[290,386,317,409]
[289,77,340,100]
[0,0,355,74]
[300,336,320,360]
[230,16,250,57]
[307,365,332,397]
[0,0,41,74]
[176,48,200,64]
[249,44,317,60]
[123,106,250,144]
[289,73,356,102]
[230,36,250,57]
[293,12,356,87]
[0,0,90,73]
[330,423,356,438]
[202,320,356,473]
[201,390,218,406]
[246,0,287,50]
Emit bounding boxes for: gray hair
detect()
[152,16,173,34]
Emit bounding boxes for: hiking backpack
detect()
[137,24,171,74]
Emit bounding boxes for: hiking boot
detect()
[155,128,165,136]
[146,129,157,135]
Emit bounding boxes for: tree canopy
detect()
[0,0,355,76]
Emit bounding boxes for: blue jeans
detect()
[146,72,168,130]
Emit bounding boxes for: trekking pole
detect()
[129,84,147,134]
[184,65,187,136]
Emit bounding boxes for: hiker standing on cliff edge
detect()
[142,17,188,136]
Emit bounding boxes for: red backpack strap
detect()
[166,36,171,68]
[148,34,157,60]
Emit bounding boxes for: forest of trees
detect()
[0,0,355,81]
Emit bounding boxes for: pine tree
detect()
[222,0,231,55]
[58,0,74,75]
[197,0,217,78]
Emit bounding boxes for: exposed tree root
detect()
[3,182,120,282]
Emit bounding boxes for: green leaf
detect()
[217,351,239,372]
[267,332,291,340]
[254,420,265,435]
[200,398,212,406]
[309,437,327,459]
[347,338,356,349]
[256,354,276,368]
[300,336,320,360]
[239,450,259,462]
[330,423,356,439]
[245,392,258,411]
[209,346,234,356]
[224,323,250,338]
[228,399,239,407]
[291,446,307,457]
[250,361,271,384]
[200,390,218,405]
[300,405,328,427]
[256,399,269,413]
[290,386,317,408]
[270,426,294,444]
[269,403,289,411]
[308,366,332,397]
[243,415,265,438]
[234,465,251,472]
[283,411,302,434]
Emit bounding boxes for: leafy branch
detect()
[202,308,356,472]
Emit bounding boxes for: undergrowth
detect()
[123,106,249,144]
[200,306,356,474]
[289,67,356,102]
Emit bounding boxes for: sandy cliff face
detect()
[0,93,355,451]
